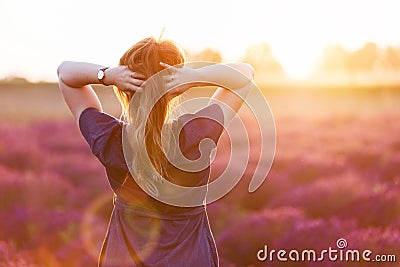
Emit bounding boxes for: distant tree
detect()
[0,76,30,85]
[348,42,379,72]
[187,48,222,63]
[318,42,380,73]
[318,44,350,72]
[242,43,284,74]
[381,46,400,70]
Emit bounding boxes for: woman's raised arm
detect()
[162,62,255,126]
[57,61,144,122]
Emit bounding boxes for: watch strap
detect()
[99,67,110,85]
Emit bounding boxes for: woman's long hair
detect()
[114,37,185,185]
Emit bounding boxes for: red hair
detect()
[115,37,185,182]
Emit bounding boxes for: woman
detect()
[57,37,254,267]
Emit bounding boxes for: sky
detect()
[1,0,400,81]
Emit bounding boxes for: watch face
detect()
[98,70,104,80]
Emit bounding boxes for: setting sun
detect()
[271,41,321,79]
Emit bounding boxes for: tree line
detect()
[317,42,400,74]
[187,42,400,76]
[1,42,399,84]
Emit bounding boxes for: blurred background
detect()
[1,0,400,266]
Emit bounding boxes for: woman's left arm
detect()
[57,61,144,122]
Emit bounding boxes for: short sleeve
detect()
[79,108,128,174]
[176,104,225,161]
[179,103,225,144]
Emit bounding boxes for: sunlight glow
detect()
[1,0,400,81]
[272,41,322,79]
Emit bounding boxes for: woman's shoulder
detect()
[168,104,224,163]
[177,104,224,140]
[79,108,123,140]
[79,107,123,128]
[78,107,127,172]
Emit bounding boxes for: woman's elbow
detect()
[57,61,71,84]
[236,63,255,80]
[245,63,255,80]
[57,61,65,79]
[57,61,72,77]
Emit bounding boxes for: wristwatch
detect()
[97,67,109,85]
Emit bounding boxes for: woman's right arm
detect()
[57,61,144,122]
[162,62,255,126]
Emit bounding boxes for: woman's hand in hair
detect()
[104,66,146,93]
[160,62,207,97]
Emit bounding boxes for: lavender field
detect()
[1,84,400,266]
